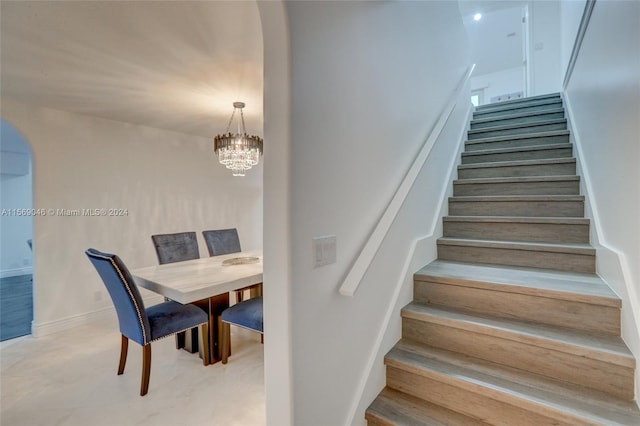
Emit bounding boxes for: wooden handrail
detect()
[339,64,475,297]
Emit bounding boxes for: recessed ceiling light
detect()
[473,13,482,21]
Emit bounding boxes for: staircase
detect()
[366,93,640,425]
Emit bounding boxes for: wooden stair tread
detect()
[454,175,579,184]
[443,216,589,225]
[471,107,565,125]
[401,304,634,367]
[459,157,576,170]
[449,194,584,202]
[415,259,619,307]
[465,129,570,145]
[366,387,487,425]
[387,340,640,425]
[475,93,561,111]
[462,143,571,157]
[468,118,567,136]
[438,237,594,255]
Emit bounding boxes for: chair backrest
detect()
[85,248,151,345]
[151,232,200,264]
[202,228,241,257]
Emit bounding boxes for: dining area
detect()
[84,228,264,396]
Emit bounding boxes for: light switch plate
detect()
[312,235,336,268]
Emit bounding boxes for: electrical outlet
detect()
[312,235,336,268]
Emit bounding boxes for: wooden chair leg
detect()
[221,322,230,364]
[141,344,151,396]
[118,335,128,375]
[261,333,264,344]
[199,323,210,366]
[235,290,244,303]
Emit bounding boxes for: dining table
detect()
[131,249,263,365]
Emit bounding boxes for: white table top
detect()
[132,249,263,304]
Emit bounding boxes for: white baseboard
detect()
[32,306,116,337]
[1,267,33,278]
[31,294,164,338]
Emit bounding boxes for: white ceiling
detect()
[0,1,263,139]
[458,0,527,76]
[1,0,529,138]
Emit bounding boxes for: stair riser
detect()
[474,101,564,119]
[458,162,576,179]
[462,147,573,165]
[453,180,580,196]
[437,243,595,273]
[468,122,567,140]
[443,221,589,244]
[413,281,620,335]
[448,199,585,217]
[471,111,565,130]
[466,133,570,152]
[402,318,635,400]
[386,366,580,426]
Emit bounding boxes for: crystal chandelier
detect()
[214,102,263,176]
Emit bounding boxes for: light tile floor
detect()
[0,316,265,426]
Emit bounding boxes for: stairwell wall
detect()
[284,1,470,424]
[563,0,640,400]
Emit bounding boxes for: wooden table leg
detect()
[249,283,263,298]
[206,293,229,364]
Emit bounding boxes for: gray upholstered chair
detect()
[202,228,261,302]
[151,232,201,351]
[202,228,241,257]
[151,232,200,264]
[221,296,263,364]
[85,248,209,396]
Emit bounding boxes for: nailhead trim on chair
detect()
[91,252,149,344]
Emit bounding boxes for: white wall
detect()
[1,101,263,335]
[563,0,640,400]
[471,66,525,105]
[463,5,524,77]
[283,1,470,424]
[1,121,33,276]
[560,0,587,79]
[529,0,562,95]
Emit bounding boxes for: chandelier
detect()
[214,102,263,176]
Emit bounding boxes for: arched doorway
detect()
[0,119,34,341]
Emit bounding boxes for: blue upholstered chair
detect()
[221,296,263,364]
[202,228,261,302]
[151,232,200,264]
[151,232,201,351]
[85,248,209,396]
